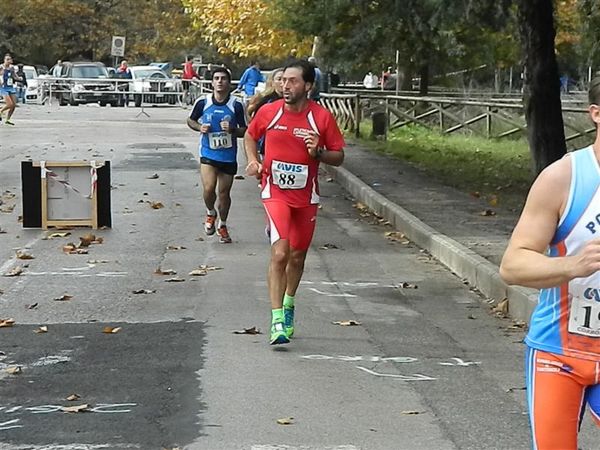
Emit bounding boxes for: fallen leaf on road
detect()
[6,366,22,375]
[401,410,424,415]
[319,243,339,250]
[234,175,245,180]
[276,417,294,425]
[165,277,185,283]
[470,191,481,198]
[189,269,207,276]
[150,201,164,209]
[166,245,186,251]
[26,303,38,310]
[492,299,509,317]
[132,289,156,294]
[34,326,48,333]
[16,250,34,260]
[332,320,361,326]
[66,394,81,401]
[4,266,23,277]
[154,268,177,275]
[87,259,109,264]
[147,173,159,179]
[103,326,121,334]
[232,326,262,335]
[47,232,71,239]
[488,195,499,207]
[0,204,15,213]
[198,265,222,272]
[479,209,496,217]
[79,234,97,247]
[0,227,6,234]
[467,314,477,320]
[63,243,88,254]
[398,282,418,289]
[0,318,15,327]
[53,294,73,302]
[61,404,90,413]
[195,237,204,241]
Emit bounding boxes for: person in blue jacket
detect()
[237,61,264,99]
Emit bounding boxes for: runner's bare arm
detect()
[244,132,262,176]
[186,118,210,133]
[500,157,600,288]
[304,132,344,166]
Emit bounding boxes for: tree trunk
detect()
[518,0,566,175]
[418,63,429,96]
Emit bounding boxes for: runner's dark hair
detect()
[212,66,231,82]
[283,59,315,84]
[590,75,600,105]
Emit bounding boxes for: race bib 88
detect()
[271,160,308,190]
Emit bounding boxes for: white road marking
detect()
[252,446,360,450]
[301,355,417,363]
[0,418,23,430]
[439,357,481,367]
[308,288,356,298]
[356,366,436,381]
[0,236,42,274]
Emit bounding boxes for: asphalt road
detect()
[0,104,595,449]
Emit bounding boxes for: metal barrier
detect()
[37,76,184,107]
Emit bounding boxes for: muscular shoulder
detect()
[527,154,572,215]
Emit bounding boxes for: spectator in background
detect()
[307,56,321,101]
[237,61,264,99]
[117,59,131,79]
[183,55,199,104]
[381,66,392,89]
[52,60,63,77]
[15,64,27,104]
[329,69,340,88]
[363,71,378,89]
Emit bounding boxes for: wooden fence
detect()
[320,92,595,147]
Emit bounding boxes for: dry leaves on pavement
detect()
[319,243,339,250]
[6,366,22,375]
[132,289,156,295]
[79,234,103,247]
[232,326,262,335]
[46,232,71,239]
[53,294,73,302]
[479,209,496,217]
[16,250,34,260]
[385,231,410,244]
[147,173,159,179]
[332,320,362,326]
[492,299,509,317]
[0,318,15,328]
[154,268,177,275]
[150,201,164,209]
[61,404,90,413]
[26,303,38,310]
[397,282,418,289]
[166,245,186,251]
[401,410,424,415]
[3,266,23,277]
[276,417,294,425]
[62,243,89,255]
[102,326,122,334]
[165,277,185,283]
[189,265,223,276]
[66,394,81,401]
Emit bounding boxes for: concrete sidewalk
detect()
[326,141,538,323]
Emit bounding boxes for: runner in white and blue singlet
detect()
[0,54,21,126]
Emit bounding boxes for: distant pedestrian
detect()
[363,71,378,89]
[0,54,21,125]
[500,75,600,449]
[237,61,264,100]
[186,67,247,244]
[307,56,321,101]
[15,64,27,104]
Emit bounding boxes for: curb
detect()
[325,165,538,323]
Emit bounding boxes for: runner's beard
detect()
[283,90,304,104]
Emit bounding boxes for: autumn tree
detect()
[182,0,311,59]
[518,0,566,174]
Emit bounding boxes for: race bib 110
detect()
[208,131,232,150]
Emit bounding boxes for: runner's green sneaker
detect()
[284,306,294,338]
[270,321,290,345]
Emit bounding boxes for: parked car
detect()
[56,62,122,106]
[128,66,181,107]
[22,65,40,103]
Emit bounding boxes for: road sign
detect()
[111,36,126,57]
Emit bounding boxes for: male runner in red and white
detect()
[245,59,345,345]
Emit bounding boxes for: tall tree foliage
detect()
[0,0,202,65]
[518,0,566,174]
[182,0,311,58]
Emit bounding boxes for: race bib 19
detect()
[569,295,600,337]
[208,131,232,150]
[271,160,308,190]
